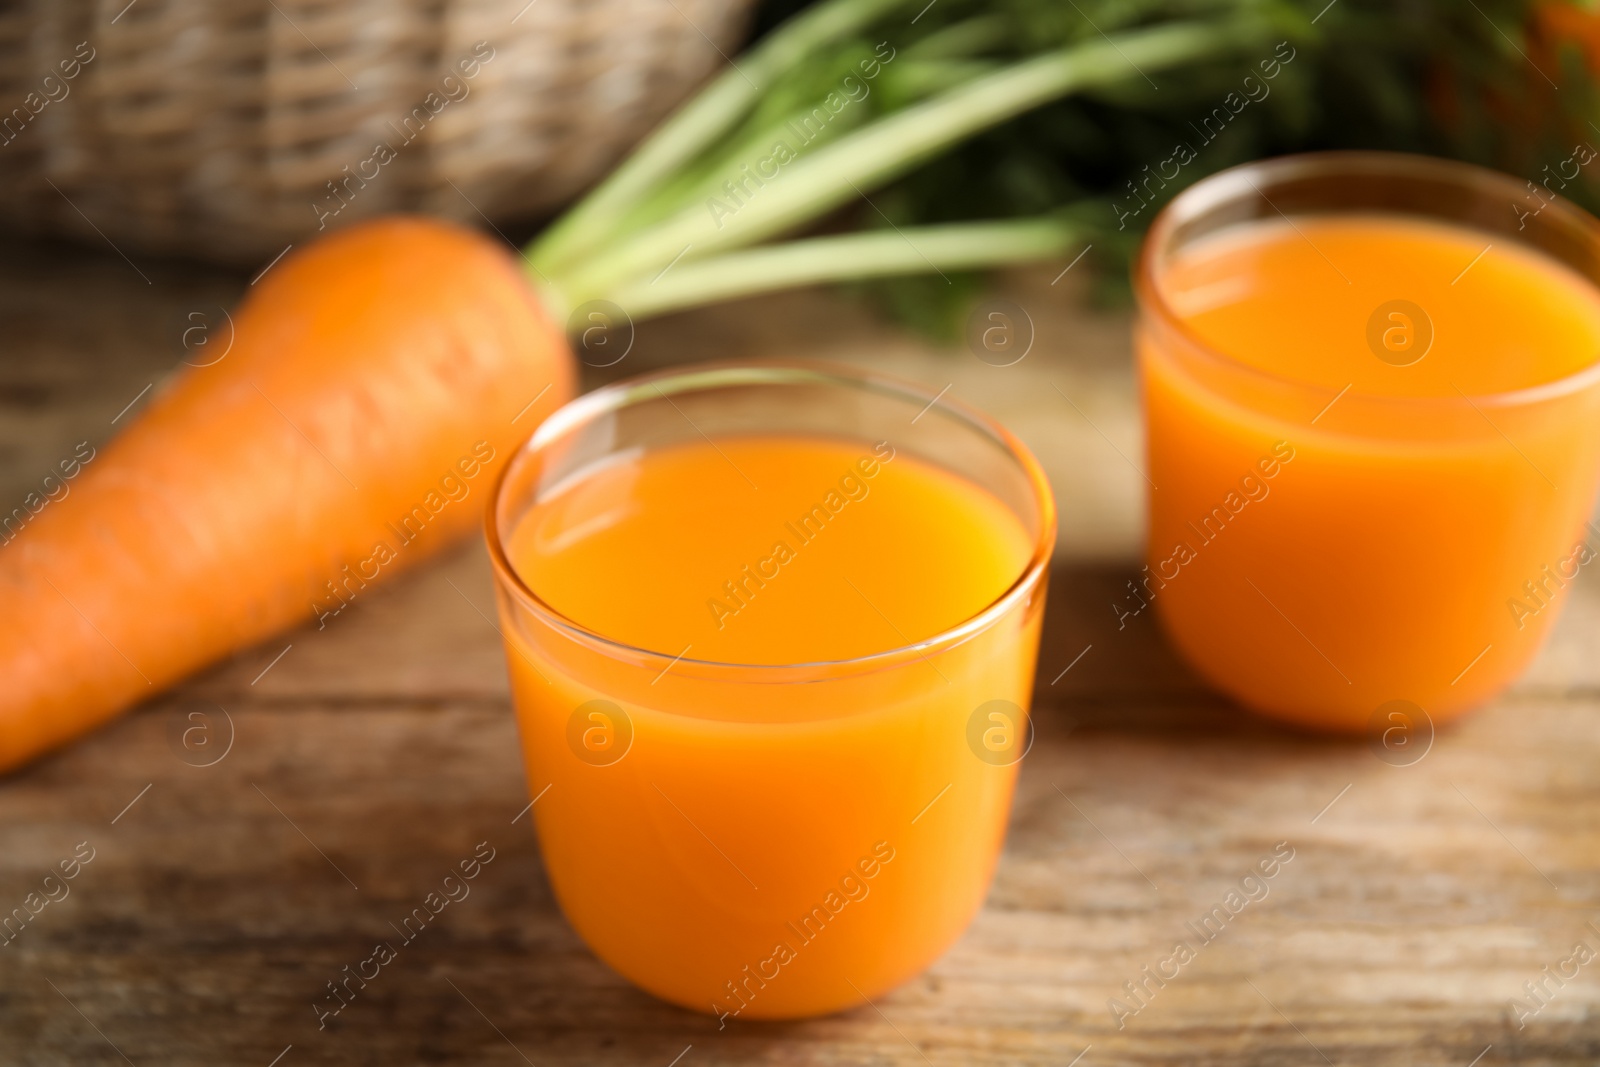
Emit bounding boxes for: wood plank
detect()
[1,235,1598,1066]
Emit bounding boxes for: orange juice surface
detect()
[1142,215,1600,728]
[499,435,1042,1018]
[512,437,1031,665]
[1167,217,1600,394]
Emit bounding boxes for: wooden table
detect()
[3,235,1598,1066]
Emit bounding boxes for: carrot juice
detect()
[487,366,1054,1019]
[1137,153,1600,731]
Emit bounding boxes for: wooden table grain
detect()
[2,235,1598,1066]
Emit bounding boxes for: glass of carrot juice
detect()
[1136,152,1600,732]
[486,363,1055,1019]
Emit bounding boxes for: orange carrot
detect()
[0,0,1201,773]
[1537,1,1600,73]
[0,217,573,772]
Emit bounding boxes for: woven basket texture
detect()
[0,0,754,263]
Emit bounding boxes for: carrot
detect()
[0,217,573,772]
[1,0,1247,772]
[1537,1,1600,72]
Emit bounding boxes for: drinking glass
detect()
[486,363,1055,1018]
[1136,152,1600,731]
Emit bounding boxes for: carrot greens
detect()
[528,0,1600,327]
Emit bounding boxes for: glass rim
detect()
[1134,150,1600,412]
[484,360,1058,680]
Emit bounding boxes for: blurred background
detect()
[8,0,1600,554]
[7,0,1600,270]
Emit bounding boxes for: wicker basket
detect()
[0,0,755,263]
